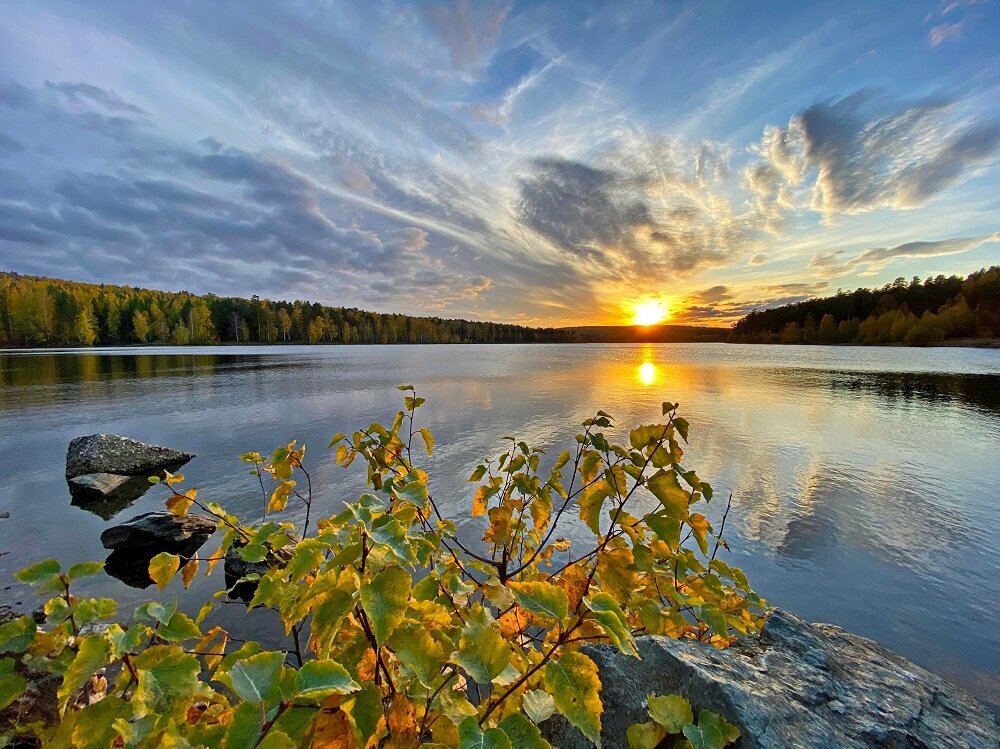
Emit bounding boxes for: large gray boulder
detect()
[100,512,215,551]
[66,434,193,480]
[542,609,999,749]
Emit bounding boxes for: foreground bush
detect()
[0,391,764,747]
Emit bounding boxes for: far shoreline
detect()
[2,337,999,352]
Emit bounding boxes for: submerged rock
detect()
[541,609,999,749]
[66,434,193,480]
[100,512,215,551]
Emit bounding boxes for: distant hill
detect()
[560,324,729,343]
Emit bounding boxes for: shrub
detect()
[0,390,764,747]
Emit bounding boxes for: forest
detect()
[730,266,1000,345]
[0,272,575,347]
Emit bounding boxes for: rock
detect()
[100,512,216,589]
[541,609,999,749]
[100,512,215,551]
[68,472,133,497]
[66,434,193,480]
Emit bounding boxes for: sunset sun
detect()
[632,300,670,326]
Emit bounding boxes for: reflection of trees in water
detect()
[824,370,1000,414]
[0,353,308,409]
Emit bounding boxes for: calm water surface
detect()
[1,344,998,710]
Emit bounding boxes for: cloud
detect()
[853,233,1000,267]
[420,0,512,70]
[43,81,147,115]
[940,0,987,14]
[746,91,1000,218]
[929,22,965,45]
[0,132,23,155]
[749,253,768,265]
[693,285,733,303]
[515,142,769,280]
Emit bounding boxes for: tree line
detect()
[730,266,1000,346]
[0,272,577,347]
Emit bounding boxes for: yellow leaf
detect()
[472,485,490,516]
[310,697,353,749]
[418,427,435,456]
[195,626,228,671]
[544,651,602,743]
[646,470,690,521]
[269,480,295,513]
[181,558,199,588]
[148,552,180,590]
[335,445,349,466]
[555,563,590,611]
[165,491,194,517]
[596,547,636,602]
[689,513,711,555]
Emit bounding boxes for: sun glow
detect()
[632,299,669,326]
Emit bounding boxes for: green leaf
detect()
[370,516,416,563]
[347,683,382,747]
[294,659,360,700]
[141,600,177,626]
[584,593,637,656]
[699,604,729,639]
[497,713,553,749]
[510,581,569,622]
[229,651,285,703]
[696,709,740,745]
[15,559,60,585]
[0,658,26,711]
[457,716,513,749]
[147,552,180,590]
[131,646,201,715]
[157,611,202,642]
[389,625,445,688]
[522,689,556,723]
[72,597,117,625]
[0,616,36,654]
[419,427,435,456]
[452,606,510,685]
[627,721,668,749]
[644,511,681,549]
[360,566,411,644]
[682,720,724,749]
[67,561,105,581]
[57,634,109,714]
[239,543,268,564]
[647,693,693,732]
[225,701,263,748]
[646,470,690,521]
[544,651,602,744]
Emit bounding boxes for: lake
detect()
[1,343,998,711]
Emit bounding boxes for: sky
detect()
[1,0,999,327]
